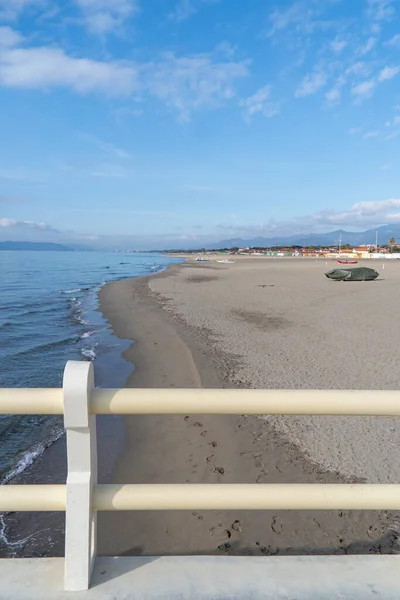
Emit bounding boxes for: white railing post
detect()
[63,360,97,591]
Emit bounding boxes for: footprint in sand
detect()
[224,529,232,539]
[271,516,283,534]
[232,520,241,532]
[214,466,225,475]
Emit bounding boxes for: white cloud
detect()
[345,62,371,78]
[378,65,400,81]
[0,218,58,231]
[330,37,347,54]
[212,198,400,240]
[363,130,380,138]
[267,1,331,38]
[0,26,24,46]
[0,33,248,119]
[214,41,236,59]
[268,2,304,35]
[169,0,219,23]
[144,52,249,121]
[308,198,400,228]
[352,199,400,213]
[367,0,395,22]
[386,33,400,46]
[385,115,400,127]
[295,71,327,97]
[0,45,139,94]
[386,130,400,140]
[351,79,375,101]
[0,0,42,20]
[240,85,279,123]
[74,0,139,34]
[325,87,341,104]
[170,0,196,21]
[6,198,400,248]
[359,36,377,55]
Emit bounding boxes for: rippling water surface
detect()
[0,250,176,484]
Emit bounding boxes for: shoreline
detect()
[97,261,400,556]
[0,255,179,558]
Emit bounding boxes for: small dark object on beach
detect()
[217,543,231,552]
[232,520,241,532]
[325,267,379,281]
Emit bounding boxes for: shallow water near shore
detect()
[0,250,179,555]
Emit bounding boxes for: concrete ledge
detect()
[1,555,400,599]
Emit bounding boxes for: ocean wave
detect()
[69,297,81,306]
[80,325,110,339]
[72,311,89,325]
[62,288,82,294]
[81,330,95,339]
[0,514,50,550]
[80,344,98,360]
[1,426,64,485]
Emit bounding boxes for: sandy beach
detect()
[97,258,400,557]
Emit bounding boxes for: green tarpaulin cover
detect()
[325,267,379,281]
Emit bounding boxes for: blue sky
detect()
[1,0,400,249]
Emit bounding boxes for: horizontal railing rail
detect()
[2,484,400,512]
[1,387,400,415]
[0,361,399,591]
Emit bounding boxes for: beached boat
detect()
[336,260,358,265]
[195,257,210,262]
[326,267,379,281]
[216,259,235,264]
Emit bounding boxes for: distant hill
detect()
[207,225,400,250]
[0,241,72,251]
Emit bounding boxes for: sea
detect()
[0,250,179,556]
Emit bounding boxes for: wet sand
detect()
[97,259,400,557]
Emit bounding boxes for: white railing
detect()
[1,360,400,591]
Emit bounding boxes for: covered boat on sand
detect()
[325,267,379,281]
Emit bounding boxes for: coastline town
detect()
[167,241,400,260]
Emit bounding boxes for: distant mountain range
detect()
[2,224,400,252]
[206,225,400,250]
[0,241,72,251]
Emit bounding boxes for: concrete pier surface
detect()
[1,555,400,599]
